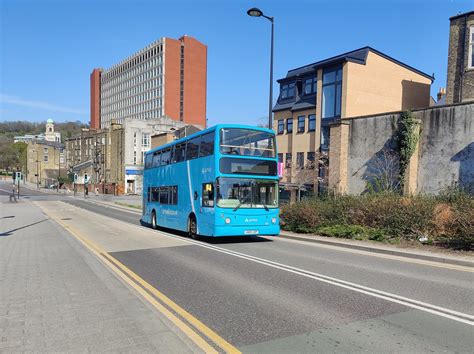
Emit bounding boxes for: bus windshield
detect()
[220,128,276,158]
[216,177,278,209]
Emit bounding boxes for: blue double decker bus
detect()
[142,124,280,238]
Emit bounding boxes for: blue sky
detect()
[0,0,472,127]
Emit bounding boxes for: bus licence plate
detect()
[244,230,259,235]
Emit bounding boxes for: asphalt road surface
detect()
[15,186,474,352]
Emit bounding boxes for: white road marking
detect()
[0,188,15,193]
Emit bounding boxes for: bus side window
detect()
[202,183,214,207]
[162,148,171,165]
[151,187,159,202]
[186,136,200,160]
[199,132,215,157]
[170,186,178,205]
[159,187,169,204]
[170,146,175,164]
[145,154,153,169]
[153,151,161,168]
[175,144,185,163]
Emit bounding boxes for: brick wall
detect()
[446,12,474,104]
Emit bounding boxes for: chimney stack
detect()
[437,87,446,102]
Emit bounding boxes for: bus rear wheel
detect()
[188,215,198,240]
[151,211,157,230]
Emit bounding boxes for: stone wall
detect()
[446,12,474,104]
[329,102,474,194]
[417,103,473,193]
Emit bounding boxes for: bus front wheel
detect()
[188,215,198,240]
[151,211,158,230]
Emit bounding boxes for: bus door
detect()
[199,182,215,235]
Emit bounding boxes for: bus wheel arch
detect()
[188,213,198,239]
[151,209,158,230]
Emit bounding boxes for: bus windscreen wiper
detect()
[233,193,252,211]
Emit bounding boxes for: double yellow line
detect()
[43,208,240,354]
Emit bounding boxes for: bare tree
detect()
[364,148,400,193]
[286,152,329,201]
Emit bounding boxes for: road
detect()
[4,183,474,352]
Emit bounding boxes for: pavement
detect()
[0,193,201,352]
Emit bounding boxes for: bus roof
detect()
[146,124,275,155]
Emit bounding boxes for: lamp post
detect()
[247,7,274,130]
[32,149,39,189]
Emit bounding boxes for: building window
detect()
[286,118,293,133]
[133,132,137,147]
[43,147,48,154]
[304,77,317,95]
[280,82,295,99]
[308,114,316,131]
[142,133,150,148]
[470,26,474,68]
[297,115,305,133]
[277,119,284,134]
[277,153,283,163]
[43,155,48,162]
[307,152,315,169]
[285,153,292,168]
[321,126,330,151]
[296,152,304,169]
[322,65,342,119]
[133,151,137,165]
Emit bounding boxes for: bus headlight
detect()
[271,217,277,224]
[225,217,231,224]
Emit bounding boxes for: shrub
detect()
[316,225,387,241]
[280,191,473,250]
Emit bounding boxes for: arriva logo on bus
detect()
[245,218,258,223]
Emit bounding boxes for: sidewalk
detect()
[22,180,67,195]
[0,196,199,352]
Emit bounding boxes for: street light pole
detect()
[247,7,274,130]
[33,149,39,190]
[57,147,61,193]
